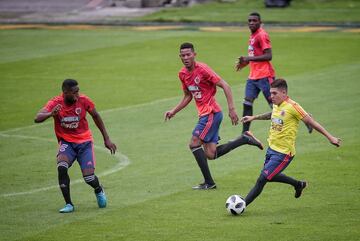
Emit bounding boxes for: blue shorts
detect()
[57,140,96,170]
[261,147,294,180]
[245,77,274,104]
[192,111,223,143]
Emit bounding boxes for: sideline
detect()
[0,24,358,32]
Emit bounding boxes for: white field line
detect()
[0,133,130,198]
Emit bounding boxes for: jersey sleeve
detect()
[178,72,187,91]
[259,32,272,51]
[44,97,58,112]
[290,102,308,120]
[202,65,221,84]
[82,95,95,112]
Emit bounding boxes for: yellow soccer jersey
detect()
[267,97,308,155]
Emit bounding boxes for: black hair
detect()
[271,78,288,91]
[62,79,78,91]
[180,42,194,51]
[249,12,261,20]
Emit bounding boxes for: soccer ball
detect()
[225,195,246,215]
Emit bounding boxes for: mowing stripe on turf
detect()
[0,97,177,134]
[0,24,357,33]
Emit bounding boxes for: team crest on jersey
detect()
[280,110,285,116]
[75,107,82,115]
[250,38,255,45]
[194,76,200,84]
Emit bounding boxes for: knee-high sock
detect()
[245,175,267,206]
[270,173,299,188]
[242,103,253,133]
[58,165,72,205]
[216,135,248,158]
[84,174,102,193]
[191,147,215,185]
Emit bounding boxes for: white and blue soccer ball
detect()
[225,195,246,215]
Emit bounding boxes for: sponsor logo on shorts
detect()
[59,144,68,152]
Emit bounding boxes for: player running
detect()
[34,79,117,213]
[165,42,263,190]
[240,78,341,207]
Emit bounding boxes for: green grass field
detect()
[0,26,359,241]
[137,0,360,24]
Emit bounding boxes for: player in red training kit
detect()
[236,12,312,134]
[165,42,264,190]
[35,79,117,213]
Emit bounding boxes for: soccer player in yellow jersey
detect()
[240,78,341,207]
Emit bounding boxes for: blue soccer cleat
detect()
[95,188,107,208]
[59,204,74,213]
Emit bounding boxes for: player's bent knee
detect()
[81,168,94,177]
[257,175,268,185]
[57,154,69,163]
[189,137,202,150]
[189,143,198,149]
[207,153,216,160]
[205,149,216,160]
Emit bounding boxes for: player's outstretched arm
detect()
[302,115,341,147]
[164,89,192,121]
[89,108,117,154]
[216,79,239,125]
[34,104,62,123]
[241,112,272,123]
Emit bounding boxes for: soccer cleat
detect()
[59,204,74,213]
[295,181,307,198]
[95,188,107,208]
[243,131,264,150]
[192,182,217,190]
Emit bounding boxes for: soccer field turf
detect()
[0,26,359,241]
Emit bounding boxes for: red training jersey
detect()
[179,62,222,117]
[248,27,275,80]
[44,94,94,144]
